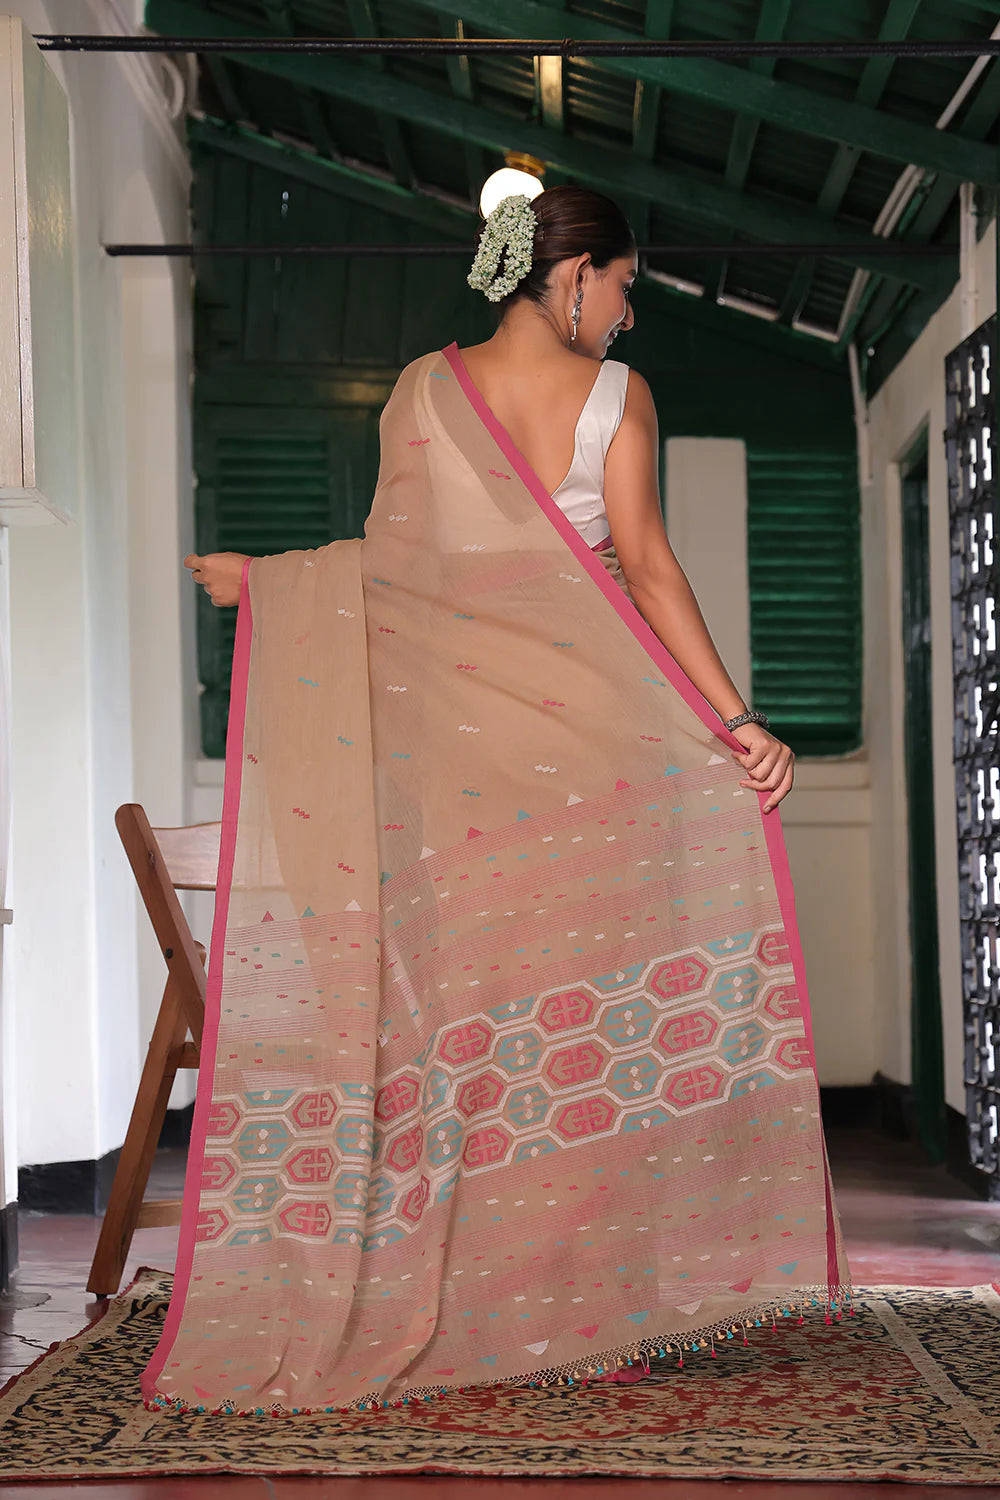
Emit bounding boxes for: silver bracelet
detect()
[724,709,770,732]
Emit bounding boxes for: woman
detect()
[155,186,848,1418]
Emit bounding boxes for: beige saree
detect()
[143,342,849,1416]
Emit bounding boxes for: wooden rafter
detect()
[712,0,792,302]
[345,0,416,189]
[439,15,488,206]
[855,55,1000,343]
[631,0,673,242]
[145,0,952,291]
[427,0,999,184]
[535,0,565,131]
[203,54,250,124]
[778,0,922,326]
[189,114,475,238]
[259,0,335,158]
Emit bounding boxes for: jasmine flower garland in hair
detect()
[467,194,538,302]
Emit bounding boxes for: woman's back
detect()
[457,342,619,500]
[457,342,630,552]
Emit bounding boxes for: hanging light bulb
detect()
[479,152,545,218]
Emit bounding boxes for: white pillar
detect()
[664,437,752,700]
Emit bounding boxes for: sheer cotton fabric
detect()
[143,343,848,1416]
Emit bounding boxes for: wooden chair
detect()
[87,804,220,1296]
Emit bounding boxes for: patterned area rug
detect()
[1,1270,999,1482]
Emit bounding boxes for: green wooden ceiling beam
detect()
[259,1,336,159]
[534,0,565,132]
[778,0,921,325]
[203,54,249,124]
[724,0,791,193]
[345,0,415,189]
[536,54,565,131]
[425,0,998,185]
[713,0,791,303]
[872,59,1000,263]
[188,114,477,240]
[146,0,949,291]
[844,53,1000,346]
[630,0,674,241]
[439,15,489,207]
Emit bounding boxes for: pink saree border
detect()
[142,558,255,1400]
[442,340,841,1291]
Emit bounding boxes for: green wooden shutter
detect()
[196,402,382,757]
[746,450,863,756]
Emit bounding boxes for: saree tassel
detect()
[709,1335,717,1359]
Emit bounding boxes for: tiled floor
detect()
[1,1129,998,1497]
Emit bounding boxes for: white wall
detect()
[664,437,876,1086]
[4,0,193,1170]
[120,172,199,1109]
[865,218,996,1112]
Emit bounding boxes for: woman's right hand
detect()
[184,552,249,608]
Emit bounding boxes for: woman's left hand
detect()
[729,723,795,813]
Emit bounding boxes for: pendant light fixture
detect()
[478,151,546,217]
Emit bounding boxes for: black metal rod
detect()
[35,34,1000,59]
[103,241,958,258]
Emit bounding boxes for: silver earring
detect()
[570,285,583,343]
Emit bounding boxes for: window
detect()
[746,449,863,756]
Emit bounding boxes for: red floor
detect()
[2,1128,999,1497]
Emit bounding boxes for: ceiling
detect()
[144,0,1000,386]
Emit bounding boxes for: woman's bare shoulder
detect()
[618,364,655,419]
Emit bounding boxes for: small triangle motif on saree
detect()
[524,1340,549,1356]
[708,753,727,765]
[577,1324,600,1339]
[615,778,631,790]
[626,1310,650,1324]
[345,899,362,911]
[517,810,531,820]
[663,765,682,775]
[479,1355,498,1366]
[261,911,274,922]
[566,793,583,805]
[379,872,391,884]
[420,845,435,858]
[301,906,315,918]
[677,1301,703,1316]
[730,1277,754,1294]
[467,826,483,838]
[778,1261,800,1275]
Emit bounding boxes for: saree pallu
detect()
[143,341,849,1417]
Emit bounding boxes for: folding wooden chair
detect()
[87,804,220,1296]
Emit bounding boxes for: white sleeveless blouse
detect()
[550,358,630,548]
